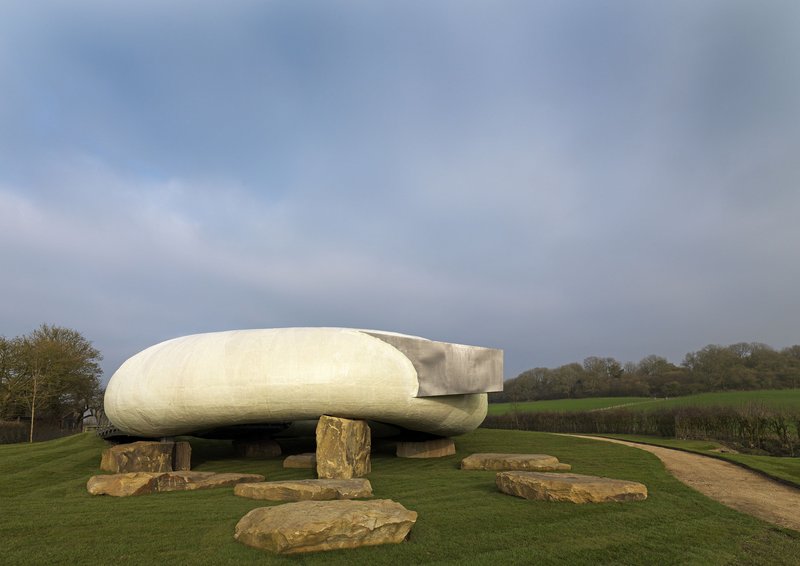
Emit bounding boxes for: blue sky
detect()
[2,1,799,381]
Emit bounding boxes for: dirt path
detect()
[566,435,800,532]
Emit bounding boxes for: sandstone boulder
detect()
[233,438,282,458]
[460,453,570,471]
[397,438,455,458]
[100,441,174,473]
[235,479,372,501]
[234,499,417,554]
[87,472,161,496]
[156,471,265,492]
[496,471,648,503]
[316,416,371,479]
[172,441,192,471]
[87,471,264,497]
[283,453,317,469]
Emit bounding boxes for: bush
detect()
[0,421,26,444]
[482,403,800,456]
[0,420,79,444]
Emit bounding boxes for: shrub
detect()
[0,420,79,444]
[482,403,800,456]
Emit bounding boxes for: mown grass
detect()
[489,389,800,415]
[2,431,799,565]
[590,434,800,488]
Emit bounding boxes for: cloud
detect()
[1,1,800,380]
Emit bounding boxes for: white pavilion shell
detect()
[104,327,503,438]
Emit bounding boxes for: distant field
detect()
[486,397,654,415]
[638,389,800,411]
[488,389,800,415]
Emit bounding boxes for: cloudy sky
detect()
[2,1,799,381]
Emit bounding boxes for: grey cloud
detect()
[1,1,799,379]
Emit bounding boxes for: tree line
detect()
[491,342,800,403]
[0,324,103,442]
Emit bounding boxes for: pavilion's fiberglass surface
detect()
[104,327,503,437]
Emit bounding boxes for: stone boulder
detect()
[496,471,648,503]
[234,479,372,501]
[87,472,161,497]
[87,471,264,497]
[100,441,174,473]
[397,438,455,458]
[234,499,417,554]
[283,453,317,469]
[460,453,571,472]
[233,438,282,458]
[155,471,265,492]
[172,441,192,471]
[316,416,371,479]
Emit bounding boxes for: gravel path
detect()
[566,435,800,532]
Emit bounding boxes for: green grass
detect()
[636,389,800,411]
[489,389,800,415]
[487,397,654,415]
[2,432,800,564]
[586,434,800,488]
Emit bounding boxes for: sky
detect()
[1,1,799,382]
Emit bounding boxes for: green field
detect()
[489,389,800,415]
[487,397,653,415]
[639,389,800,411]
[2,431,799,565]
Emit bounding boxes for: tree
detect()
[0,336,16,418]
[780,346,800,388]
[637,355,676,378]
[583,356,623,380]
[683,345,739,391]
[489,341,800,407]
[7,325,102,442]
[85,385,107,428]
[0,335,28,421]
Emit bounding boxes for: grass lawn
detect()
[2,431,799,565]
[488,389,800,415]
[588,433,800,488]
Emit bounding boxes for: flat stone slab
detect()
[234,479,373,501]
[87,471,264,497]
[156,471,266,492]
[86,472,160,497]
[283,453,316,469]
[496,471,648,503]
[460,453,571,471]
[234,499,417,554]
[397,438,456,458]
